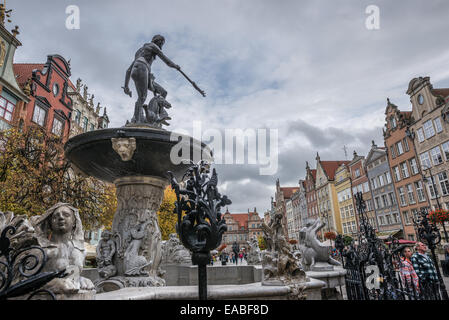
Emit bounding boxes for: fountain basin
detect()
[64,127,212,182]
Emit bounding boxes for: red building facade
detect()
[13,55,73,142]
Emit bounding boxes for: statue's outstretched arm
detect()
[153,46,179,70]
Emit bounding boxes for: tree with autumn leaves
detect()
[157,186,178,240]
[0,126,116,231]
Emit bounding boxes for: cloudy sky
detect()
[9,0,449,214]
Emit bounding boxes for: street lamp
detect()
[422,165,449,243]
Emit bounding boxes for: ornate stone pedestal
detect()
[96,176,167,292]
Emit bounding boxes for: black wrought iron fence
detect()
[336,192,448,300]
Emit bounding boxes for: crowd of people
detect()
[209,251,248,266]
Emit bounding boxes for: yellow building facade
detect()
[335,164,357,236]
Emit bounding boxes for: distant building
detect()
[305,162,319,225]
[314,153,350,236]
[408,77,449,211]
[291,180,307,240]
[222,209,263,251]
[14,54,73,142]
[335,163,357,236]
[274,179,298,240]
[0,20,29,131]
[384,98,426,240]
[348,151,377,230]
[365,141,404,239]
[68,78,109,138]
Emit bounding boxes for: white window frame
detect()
[423,120,436,139]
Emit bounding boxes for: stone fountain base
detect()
[95,276,165,293]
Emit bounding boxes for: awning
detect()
[377,229,402,240]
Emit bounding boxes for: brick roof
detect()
[432,88,449,99]
[13,63,45,87]
[280,187,298,199]
[225,212,260,229]
[320,160,350,180]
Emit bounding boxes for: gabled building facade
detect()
[274,179,298,240]
[348,151,377,229]
[305,162,318,224]
[315,153,350,235]
[408,77,449,213]
[0,19,29,130]
[222,209,263,250]
[384,98,427,240]
[14,55,73,142]
[365,141,403,238]
[335,163,357,236]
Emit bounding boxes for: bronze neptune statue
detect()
[123,34,205,128]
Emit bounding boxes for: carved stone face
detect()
[50,205,75,235]
[111,137,136,161]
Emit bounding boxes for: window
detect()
[400,162,409,178]
[382,194,388,207]
[393,212,400,224]
[403,211,411,224]
[82,117,88,132]
[415,181,426,202]
[390,116,397,128]
[0,95,15,122]
[442,142,449,161]
[379,216,385,225]
[378,175,385,187]
[51,117,63,136]
[371,178,378,189]
[393,166,401,182]
[427,181,437,199]
[409,158,419,175]
[90,123,95,131]
[363,182,370,193]
[434,117,443,133]
[375,197,381,209]
[420,152,432,169]
[423,120,435,139]
[403,138,410,152]
[32,104,47,126]
[398,187,407,206]
[74,110,81,124]
[355,169,360,178]
[406,184,415,204]
[366,199,373,211]
[396,141,404,155]
[417,128,425,142]
[430,146,443,165]
[390,146,396,159]
[438,171,449,196]
[386,215,392,225]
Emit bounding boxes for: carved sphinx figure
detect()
[298,218,341,271]
[111,137,136,161]
[30,203,95,294]
[96,230,117,279]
